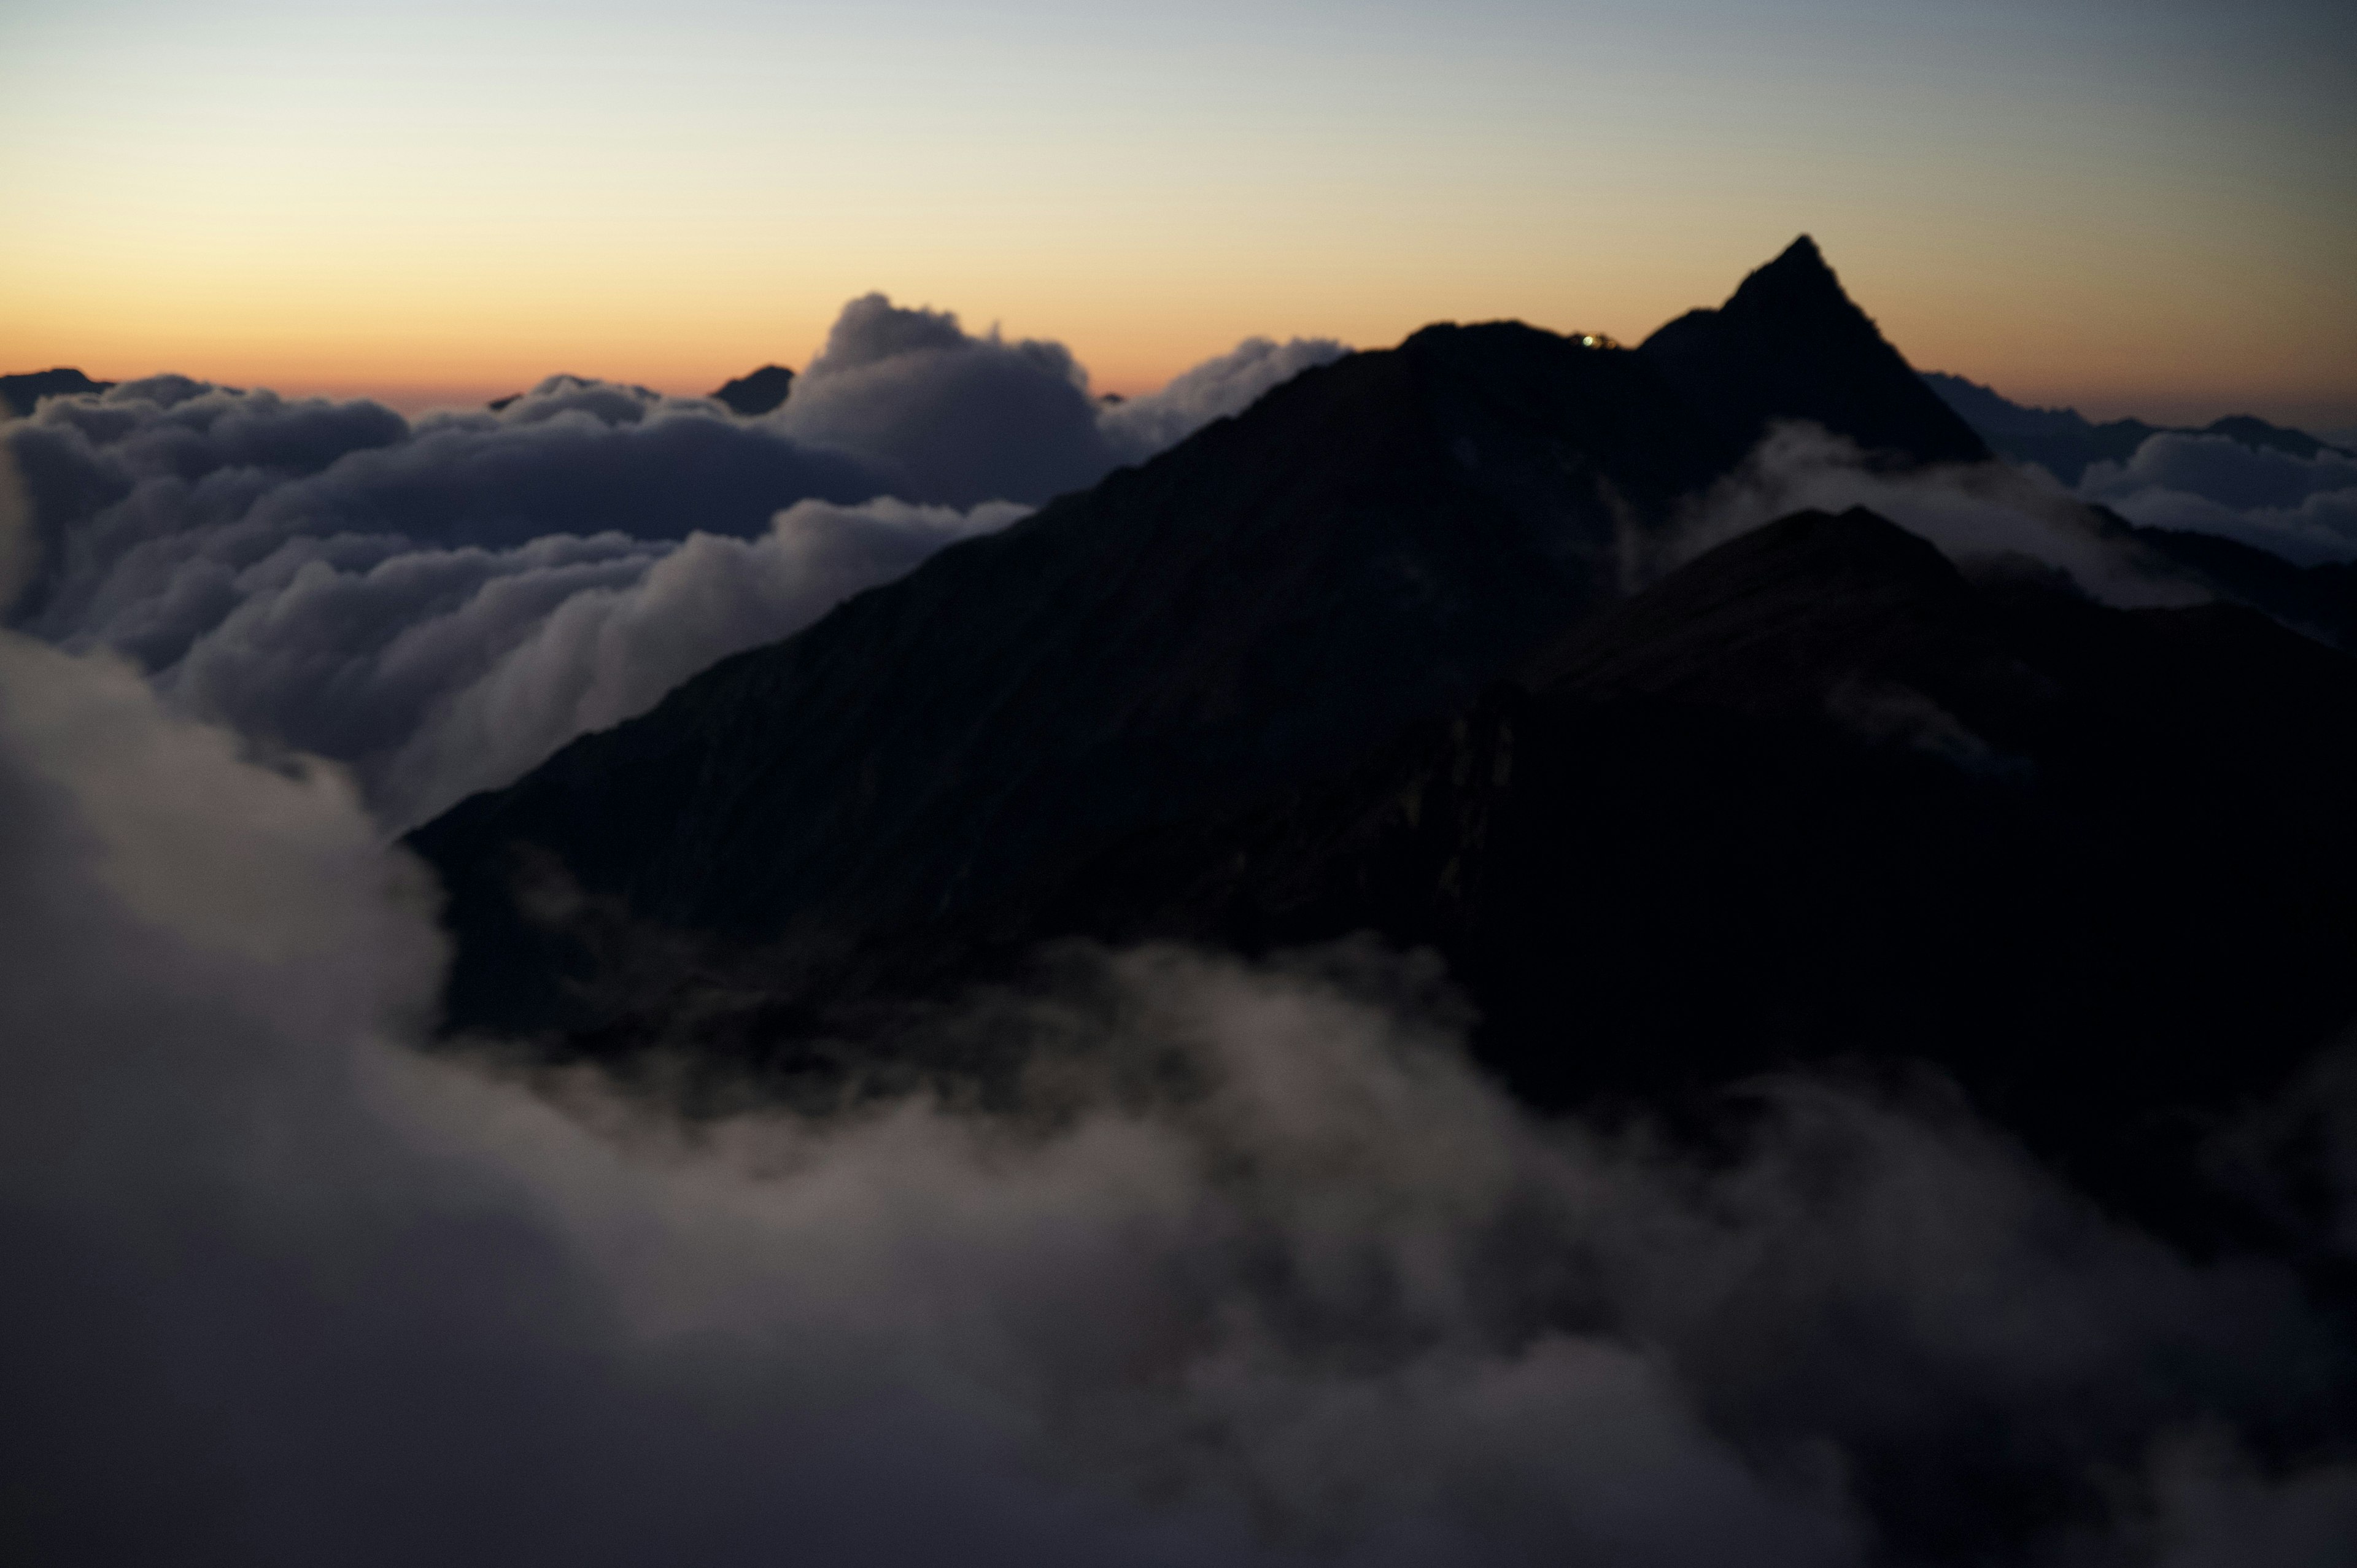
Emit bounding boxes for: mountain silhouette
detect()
[408,241,2357,1226]
[412,317,1751,1033]
[1,367,112,419]
[891,508,2357,1230]
[1642,237,1989,466]
[712,364,795,415]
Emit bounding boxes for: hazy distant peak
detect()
[0,366,114,419]
[712,364,795,416]
[2203,414,2347,462]
[1921,371,2356,496]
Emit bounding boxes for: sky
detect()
[2,0,2352,430]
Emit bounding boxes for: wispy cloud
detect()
[1643,422,2207,607]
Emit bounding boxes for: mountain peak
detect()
[712,364,795,416]
[1523,506,1968,702]
[1639,239,1990,467]
[1722,233,1867,331]
[1759,233,1830,281]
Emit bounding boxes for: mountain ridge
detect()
[406,236,2357,1192]
[1921,369,2353,482]
[412,316,1760,1033]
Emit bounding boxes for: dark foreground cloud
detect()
[2078,433,2357,565]
[2,630,2352,1566]
[0,307,1342,828]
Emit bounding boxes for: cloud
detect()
[168,496,1024,829]
[775,294,1347,505]
[3,628,2352,1565]
[1099,335,1350,460]
[1647,422,2208,607]
[773,295,1111,508]
[2078,433,2357,566]
[3,302,1341,831]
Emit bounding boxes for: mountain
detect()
[2126,521,2357,649]
[1918,373,2357,647]
[881,508,2357,1226]
[1921,370,2352,484]
[402,240,2130,1047]
[1641,236,1989,466]
[1,368,112,419]
[711,364,795,416]
[409,238,2357,1207]
[412,318,1752,1035]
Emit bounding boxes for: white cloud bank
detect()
[1,303,1344,830]
[2077,432,2357,566]
[2,627,2351,1566]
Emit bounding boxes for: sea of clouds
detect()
[2075,432,2357,566]
[3,625,2354,1565]
[0,297,1342,830]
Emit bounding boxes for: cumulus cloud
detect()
[773,295,1109,507]
[775,293,1346,504]
[1647,422,2207,607]
[2078,432,2357,566]
[4,628,2353,1565]
[2,304,1341,830]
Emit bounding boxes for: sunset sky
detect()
[4,0,2351,430]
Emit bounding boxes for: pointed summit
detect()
[1641,237,1989,467]
[1724,234,1848,314]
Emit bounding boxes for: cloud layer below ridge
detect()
[1,299,1345,828]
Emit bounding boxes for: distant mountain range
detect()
[408,238,2357,1243]
[1921,369,2353,484]
[4,364,793,423]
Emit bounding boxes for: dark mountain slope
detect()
[2130,523,2357,649]
[994,509,2357,1219]
[1643,237,1989,466]
[412,322,1749,1034]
